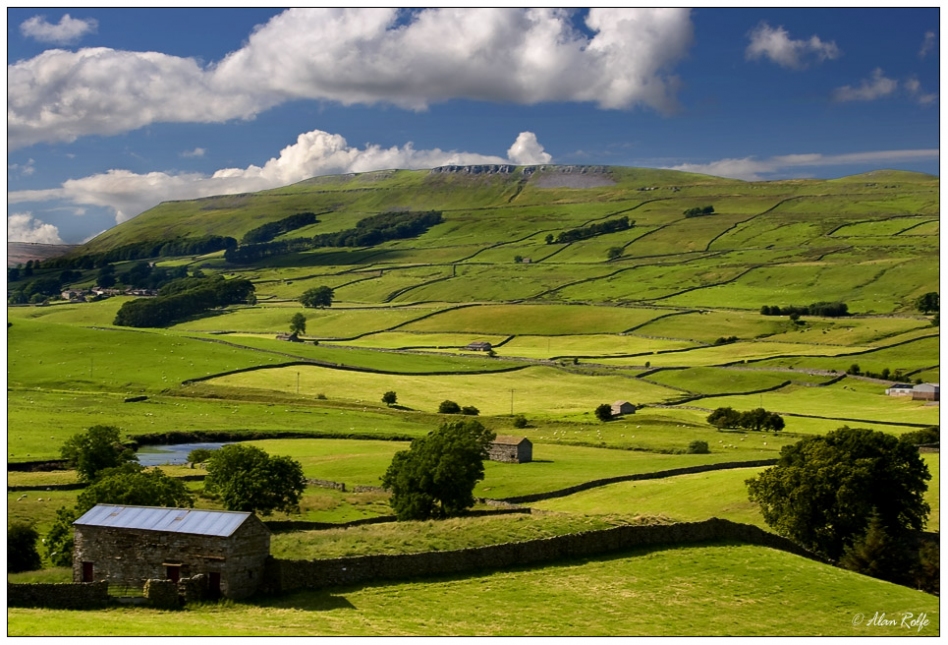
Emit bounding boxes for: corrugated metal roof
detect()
[73,505,254,538]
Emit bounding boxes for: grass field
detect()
[9,543,938,636]
[208,364,684,415]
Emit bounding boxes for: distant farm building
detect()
[489,436,533,463]
[912,383,940,401]
[466,341,493,352]
[885,383,914,396]
[611,401,636,416]
[73,504,271,599]
[276,331,302,342]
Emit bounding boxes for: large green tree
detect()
[60,425,136,482]
[8,522,42,573]
[746,427,930,561]
[204,444,305,516]
[290,312,307,335]
[300,286,334,308]
[382,419,496,521]
[915,291,939,314]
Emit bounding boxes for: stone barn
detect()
[912,383,940,401]
[489,436,533,463]
[612,401,636,416]
[73,504,271,599]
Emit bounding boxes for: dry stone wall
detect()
[260,518,821,595]
[8,581,109,609]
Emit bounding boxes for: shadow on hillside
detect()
[255,590,357,611]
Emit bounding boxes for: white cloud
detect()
[9,159,36,177]
[919,31,936,58]
[832,68,898,102]
[180,147,206,158]
[904,77,937,106]
[20,14,98,45]
[666,148,939,181]
[8,129,548,225]
[745,22,840,69]
[9,8,694,149]
[507,132,552,165]
[8,212,65,244]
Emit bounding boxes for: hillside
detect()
[7,242,79,267]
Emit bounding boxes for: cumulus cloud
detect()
[507,132,552,165]
[745,22,840,69]
[9,159,36,177]
[20,14,97,45]
[832,68,898,102]
[9,129,548,225]
[904,77,937,105]
[8,212,65,244]
[9,8,694,149]
[180,147,206,158]
[919,31,936,58]
[666,148,939,181]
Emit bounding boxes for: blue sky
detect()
[6,8,940,244]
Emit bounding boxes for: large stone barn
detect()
[72,504,271,599]
[912,383,940,401]
[489,436,533,463]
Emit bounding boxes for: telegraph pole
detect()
[510,389,514,415]
[297,372,300,395]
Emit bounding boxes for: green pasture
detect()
[549,258,746,303]
[631,309,791,343]
[208,364,682,415]
[596,340,872,369]
[695,378,940,427]
[7,319,280,393]
[9,543,938,636]
[661,261,931,314]
[535,467,768,527]
[493,334,697,359]
[899,220,939,236]
[753,333,938,375]
[831,216,937,238]
[247,438,407,487]
[760,315,929,346]
[646,404,920,437]
[393,263,615,303]
[170,304,442,337]
[201,335,513,373]
[644,367,836,396]
[339,331,511,350]
[270,513,638,559]
[623,212,758,257]
[6,389,432,462]
[333,266,454,303]
[7,297,130,326]
[401,303,672,335]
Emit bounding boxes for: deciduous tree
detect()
[60,425,136,482]
[746,427,930,561]
[300,286,334,308]
[381,419,496,520]
[204,444,305,516]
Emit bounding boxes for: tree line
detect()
[225,210,444,264]
[240,212,319,245]
[760,301,849,317]
[707,406,785,432]
[546,216,633,244]
[113,275,255,327]
[683,205,715,217]
[41,235,237,270]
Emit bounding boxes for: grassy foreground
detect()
[8,543,937,636]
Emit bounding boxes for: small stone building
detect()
[612,401,636,416]
[73,504,271,599]
[912,383,940,401]
[466,341,493,351]
[489,436,533,463]
[276,331,302,342]
[885,383,914,396]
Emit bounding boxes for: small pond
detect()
[135,442,230,467]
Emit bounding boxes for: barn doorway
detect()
[165,565,181,583]
[81,561,94,582]
[208,572,221,599]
